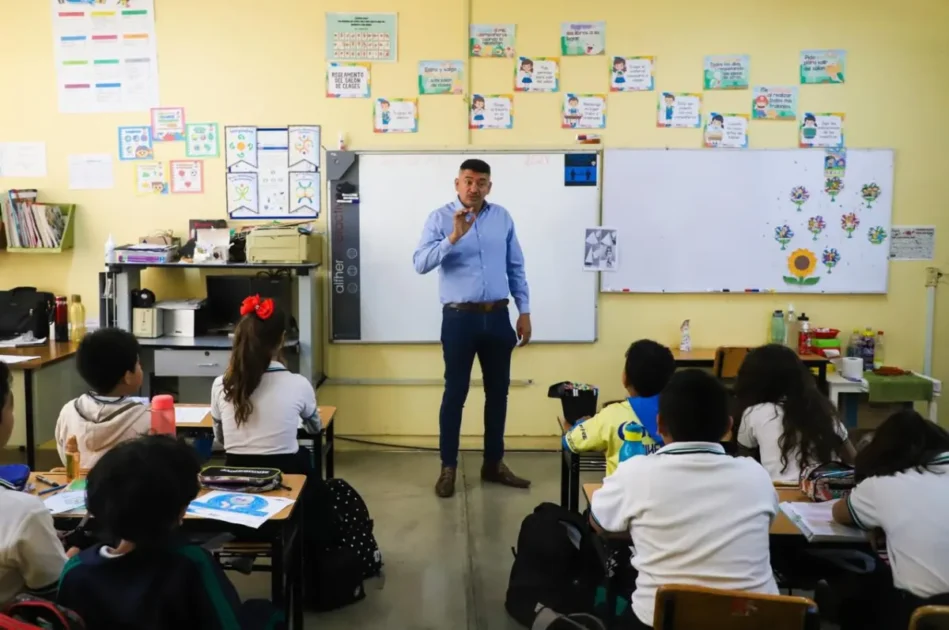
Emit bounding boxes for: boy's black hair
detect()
[87,435,200,545]
[855,410,949,481]
[625,340,676,397]
[77,328,140,394]
[804,113,817,123]
[711,114,724,124]
[659,369,730,442]
[460,158,491,175]
[0,361,10,406]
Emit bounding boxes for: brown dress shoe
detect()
[435,467,457,498]
[481,461,531,489]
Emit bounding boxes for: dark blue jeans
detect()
[439,306,517,468]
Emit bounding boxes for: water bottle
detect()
[862,329,875,372]
[846,329,861,358]
[618,422,649,463]
[150,395,177,436]
[769,310,785,345]
[874,331,885,370]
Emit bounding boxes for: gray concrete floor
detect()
[229,450,573,630]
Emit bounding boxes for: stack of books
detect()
[1,190,68,249]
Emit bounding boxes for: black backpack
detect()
[325,478,382,579]
[505,502,603,627]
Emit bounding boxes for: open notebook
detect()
[780,501,866,543]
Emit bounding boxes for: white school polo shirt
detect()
[591,442,778,627]
[211,361,321,456]
[846,454,949,598]
[737,403,849,484]
[0,490,67,605]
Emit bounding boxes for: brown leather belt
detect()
[444,299,509,312]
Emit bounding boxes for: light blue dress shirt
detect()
[413,199,530,314]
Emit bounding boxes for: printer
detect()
[246,226,321,263]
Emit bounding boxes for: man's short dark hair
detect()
[659,369,730,442]
[625,339,676,397]
[460,159,490,175]
[77,328,140,393]
[87,435,200,545]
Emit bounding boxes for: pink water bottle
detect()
[151,395,177,436]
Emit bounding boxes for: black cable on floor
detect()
[335,435,557,453]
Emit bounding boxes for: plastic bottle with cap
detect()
[65,436,81,482]
[150,395,177,436]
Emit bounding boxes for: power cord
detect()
[335,435,557,453]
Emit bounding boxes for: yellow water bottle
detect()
[65,436,81,482]
[68,295,86,342]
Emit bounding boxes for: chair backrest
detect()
[910,606,949,630]
[654,584,820,630]
[713,347,752,380]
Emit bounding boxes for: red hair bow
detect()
[240,294,275,320]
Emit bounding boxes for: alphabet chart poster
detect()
[224,125,320,219]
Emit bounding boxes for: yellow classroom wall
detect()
[1,1,948,442]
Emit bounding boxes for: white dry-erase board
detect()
[601,149,894,294]
[327,150,600,343]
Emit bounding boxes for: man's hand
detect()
[449,208,474,244]
[516,313,532,346]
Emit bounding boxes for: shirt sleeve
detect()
[737,408,759,448]
[835,420,850,441]
[563,408,614,454]
[590,460,639,534]
[15,507,67,591]
[210,378,225,445]
[413,210,454,275]
[299,378,321,434]
[506,218,530,314]
[846,478,883,531]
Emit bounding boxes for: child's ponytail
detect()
[222,295,287,426]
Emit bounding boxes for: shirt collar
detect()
[656,441,726,456]
[266,361,287,372]
[450,198,490,214]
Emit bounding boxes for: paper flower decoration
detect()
[841,212,860,238]
[861,183,881,208]
[784,249,820,286]
[825,177,843,202]
[868,226,888,245]
[807,216,826,240]
[789,186,810,210]
[822,247,841,274]
[774,225,795,250]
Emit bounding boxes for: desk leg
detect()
[325,422,335,479]
[24,369,35,470]
[560,452,569,508]
[569,453,580,513]
[313,432,324,481]
[272,527,286,624]
[292,500,304,629]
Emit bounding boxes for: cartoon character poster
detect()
[751,86,797,120]
[610,56,654,92]
[469,24,515,58]
[704,113,748,148]
[799,112,844,148]
[514,57,559,92]
[117,125,153,161]
[134,161,167,195]
[800,50,846,84]
[703,55,750,89]
[374,98,418,133]
[562,94,606,129]
[469,94,513,130]
[657,92,702,128]
[560,22,605,56]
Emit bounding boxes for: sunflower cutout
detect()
[784,249,820,286]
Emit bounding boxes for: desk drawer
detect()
[154,349,230,378]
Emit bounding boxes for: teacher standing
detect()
[413,159,532,498]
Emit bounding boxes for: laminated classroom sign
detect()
[469,94,513,130]
[185,123,219,158]
[800,112,844,148]
[704,113,748,149]
[657,92,702,128]
[752,86,798,120]
[170,160,204,194]
[134,162,167,195]
[326,13,397,62]
[800,50,846,84]
[610,56,654,92]
[515,57,559,93]
[418,60,464,95]
[150,107,185,142]
[703,55,750,89]
[560,22,605,56]
[469,24,515,58]
[326,62,371,98]
[562,94,606,129]
[374,98,418,133]
[117,126,153,161]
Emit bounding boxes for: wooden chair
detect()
[653,584,821,630]
[713,346,752,380]
[910,606,949,630]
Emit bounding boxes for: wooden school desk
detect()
[672,348,830,393]
[31,472,307,630]
[2,342,80,469]
[176,404,338,479]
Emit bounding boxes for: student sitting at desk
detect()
[0,362,69,605]
[830,410,949,630]
[57,435,280,630]
[735,344,856,484]
[55,328,150,470]
[591,369,778,629]
[562,340,676,475]
[211,295,320,474]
